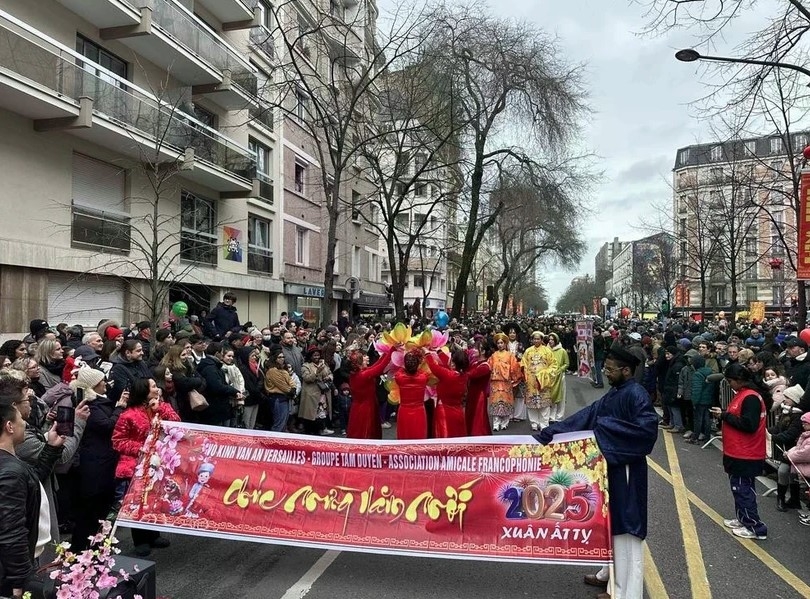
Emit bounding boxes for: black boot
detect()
[776,484,788,512]
[785,483,802,509]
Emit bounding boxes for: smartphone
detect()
[75,387,84,407]
[56,406,75,437]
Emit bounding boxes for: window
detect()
[295,227,308,265]
[295,89,309,122]
[415,184,427,197]
[248,215,273,274]
[770,160,783,179]
[250,3,275,58]
[351,190,361,221]
[679,218,687,236]
[770,137,783,154]
[258,0,273,29]
[297,14,311,58]
[352,246,361,277]
[744,140,756,155]
[746,286,758,302]
[414,274,424,288]
[76,35,127,86]
[773,285,785,306]
[71,154,130,253]
[369,254,378,281]
[712,285,726,305]
[330,0,344,19]
[414,153,427,174]
[710,145,722,161]
[368,204,378,229]
[294,162,306,194]
[745,237,758,256]
[413,214,427,231]
[395,213,409,232]
[679,149,690,165]
[249,137,273,202]
[709,167,723,183]
[795,134,808,152]
[181,191,217,264]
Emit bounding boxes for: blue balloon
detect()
[434,310,449,329]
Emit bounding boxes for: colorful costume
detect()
[347,352,391,439]
[393,370,429,440]
[466,361,492,436]
[487,349,521,431]
[426,355,468,438]
[521,342,556,431]
[508,339,526,421]
[549,341,570,422]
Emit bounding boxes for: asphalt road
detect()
[115,377,810,599]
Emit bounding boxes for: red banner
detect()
[798,171,810,280]
[117,424,611,565]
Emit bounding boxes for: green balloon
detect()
[172,301,189,317]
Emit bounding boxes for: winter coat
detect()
[169,363,205,422]
[786,430,810,478]
[236,347,265,407]
[206,302,240,339]
[765,376,788,410]
[787,352,810,390]
[300,361,333,422]
[111,402,180,480]
[662,353,686,406]
[78,394,124,497]
[690,357,715,407]
[108,355,152,405]
[38,361,65,392]
[677,365,694,403]
[769,408,804,455]
[196,356,239,425]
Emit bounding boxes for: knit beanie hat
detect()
[69,366,106,400]
[105,326,123,341]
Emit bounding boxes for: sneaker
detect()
[697,435,707,441]
[341,431,347,436]
[381,422,392,429]
[723,518,742,529]
[732,527,766,540]
[659,423,673,429]
[319,429,335,436]
[683,431,693,439]
[668,427,684,434]
[800,518,810,527]
[530,424,538,431]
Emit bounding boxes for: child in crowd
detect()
[336,382,352,436]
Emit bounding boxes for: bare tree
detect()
[421,4,588,317]
[258,0,439,325]
[490,176,585,315]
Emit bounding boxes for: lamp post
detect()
[600,297,609,320]
[770,257,785,320]
[674,49,810,80]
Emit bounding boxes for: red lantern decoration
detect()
[800,329,810,345]
[803,145,810,161]
[620,307,631,319]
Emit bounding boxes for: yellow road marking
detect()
[648,457,810,597]
[662,433,712,599]
[643,542,670,599]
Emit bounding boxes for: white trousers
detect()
[594,534,644,599]
[550,380,567,421]
[526,406,550,430]
[512,388,527,420]
[243,404,259,429]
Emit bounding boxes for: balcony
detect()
[248,248,273,275]
[55,0,141,29]
[255,172,274,204]
[100,0,257,109]
[0,10,255,193]
[194,0,255,28]
[71,203,132,253]
[249,102,274,131]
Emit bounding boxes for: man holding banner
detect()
[535,346,659,599]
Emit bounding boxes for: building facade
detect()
[0,0,386,335]
[672,132,806,316]
[595,236,625,295]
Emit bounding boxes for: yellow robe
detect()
[550,346,569,404]
[521,344,555,409]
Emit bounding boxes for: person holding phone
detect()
[0,370,89,564]
[112,377,179,557]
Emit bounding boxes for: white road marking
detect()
[279,550,341,599]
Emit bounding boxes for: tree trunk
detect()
[322,191,340,328]
[700,275,707,323]
[800,281,807,329]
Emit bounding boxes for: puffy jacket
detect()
[786,430,810,477]
[769,409,804,455]
[111,402,180,480]
[690,356,715,406]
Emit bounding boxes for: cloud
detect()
[614,156,672,185]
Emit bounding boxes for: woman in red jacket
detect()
[347,350,392,439]
[426,350,469,438]
[394,351,429,440]
[112,376,180,557]
[466,349,493,436]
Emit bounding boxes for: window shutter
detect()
[72,153,126,214]
[48,273,125,328]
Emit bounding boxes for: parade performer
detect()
[466,349,492,436]
[346,350,391,439]
[521,332,556,431]
[548,332,570,423]
[504,323,526,422]
[487,333,522,431]
[393,351,429,440]
[535,346,659,599]
[426,350,469,438]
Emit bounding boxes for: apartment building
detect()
[0,0,386,334]
[672,132,807,315]
[595,236,625,295]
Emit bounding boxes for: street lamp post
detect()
[600,297,609,320]
[674,49,810,80]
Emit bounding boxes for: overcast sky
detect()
[375,0,775,308]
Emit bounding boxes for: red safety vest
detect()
[723,387,766,461]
